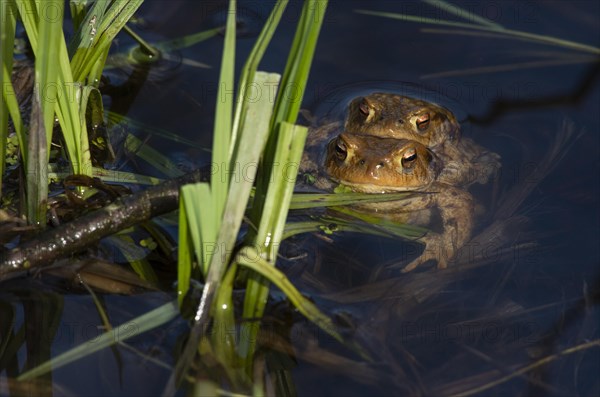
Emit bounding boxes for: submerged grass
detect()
[18,301,179,381]
[356,0,600,56]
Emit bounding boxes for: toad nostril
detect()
[376,162,385,169]
[359,159,366,166]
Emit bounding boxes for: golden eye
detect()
[335,137,347,161]
[359,98,370,116]
[416,113,430,131]
[401,147,417,169]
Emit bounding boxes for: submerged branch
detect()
[0,169,205,281]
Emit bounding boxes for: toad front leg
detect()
[400,184,475,272]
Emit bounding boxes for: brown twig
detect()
[0,169,205,281]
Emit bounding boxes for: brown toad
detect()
[300,94,500,271]
[345,93,500,187]
[324,133,474,272]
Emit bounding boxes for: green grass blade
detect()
[251,0,328,223]
[282,212,429,241]
[177,199,193,306]
[77,84,103,170]
[212,263,238,369]
[201,72,281,280]
[0,0,18,193]
[230,0,289,157]
[181,183,210,272]
[96,0,142,39]
[26,0,64,224]
[182,183,217,276]
[18,300,179,380]
[171,71,280,388]
[271,0,328,126]
[16,1,40,50]
[238,0,328,370]
[211,0,236,222]
[239,123,307,363]
[174,0,328,387]
[57,51,91,177]
[254,123,308,257]
[68,0,87,32]
[71,0,144,81]
[25,95,47,224]
[86,45,110,87]
[68,0,110,55]
[289,191,415,209]
[17,1,92,178]
[237,246,342,343]
[1,66,26,165]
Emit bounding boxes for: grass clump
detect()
[1,0,143,224]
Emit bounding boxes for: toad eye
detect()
[416,113,430,131]
[401,147,417,169]
[359,98,370,116]
[335,138,348,161]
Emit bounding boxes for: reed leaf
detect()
[237,246,342,343]
[211,0,236,224]
[26,0,64,224]
[177,198,193,306]
[239,123,308,365]
[70,0,144,81]
[230,0,289,157]
[238,0,328,368]
[171,67,281,388]
[0,0,18,193]
[290,191,415,209]
[18,0,92,181]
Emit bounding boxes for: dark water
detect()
[2,1,599,396]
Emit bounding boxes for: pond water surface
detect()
[1,1,598,396]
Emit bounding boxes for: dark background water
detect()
[2,1,599,396]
